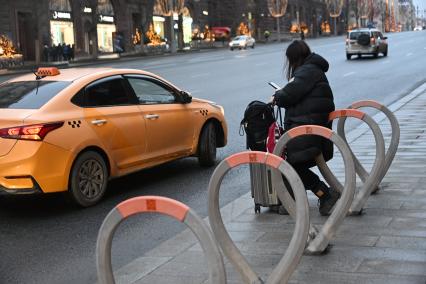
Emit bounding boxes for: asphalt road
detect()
[1,31,425,284]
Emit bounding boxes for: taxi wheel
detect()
[198,122,217,167]
[67,151,108,207]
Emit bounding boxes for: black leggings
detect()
[283,162,324,198]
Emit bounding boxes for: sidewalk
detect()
[0,44,229,77]
[111,82,426,284]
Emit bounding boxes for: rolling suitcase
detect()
[249,106,284,213]
[250,163,280,213]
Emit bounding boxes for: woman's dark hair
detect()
[285,40,312,80]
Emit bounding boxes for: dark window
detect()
[350,31,370,40]
[126,77,176,104]
[0,81,71,109]
[85,78,132,107]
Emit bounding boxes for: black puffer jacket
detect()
[274,53,335,167]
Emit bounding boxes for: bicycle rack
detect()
[208,151,309,284]
[337,100,400,194]
[327,109,386,214]
[96,196,226,284]
[271,125,356,254]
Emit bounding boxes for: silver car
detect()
[229,35,255,50]
[346,28,388,60]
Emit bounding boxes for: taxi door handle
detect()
[91,119,107,126]
[145,114,160,120]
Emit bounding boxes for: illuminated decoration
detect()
[321,21,331,33]
[155,0,185,16]
[203,25,215,42]
[237,22,250,36]
[0,35,17,57]
[325,0,344,17]
[290,23,309,34]
[0,35,22,69]
[133,28,142,45]
[145,23,163,45]
[267,0,287,17]
[385,0,390,32]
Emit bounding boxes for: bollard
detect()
[329,109,386,214]
[337,100,400,194]
[208,151,309,284]
[272,125,356,254]
[96,196,226,284]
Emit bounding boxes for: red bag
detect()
[266,106,285,157]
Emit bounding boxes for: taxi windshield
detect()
[0,81,70,109]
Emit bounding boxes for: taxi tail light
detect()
[0,122,64,141]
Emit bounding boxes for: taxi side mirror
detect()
[180,91,192,104]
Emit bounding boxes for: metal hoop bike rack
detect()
[325,109,385,214]
[272,125,356,254]
[96,196,226,284]
[208,151,309,284]
[337,100,400,194]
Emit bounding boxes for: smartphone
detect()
[268,81,280,90]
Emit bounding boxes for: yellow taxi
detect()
[0,67,227,206]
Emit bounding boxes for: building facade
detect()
[1,0,416,63]
[0,0,210,61]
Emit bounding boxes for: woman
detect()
[270,40,340,216]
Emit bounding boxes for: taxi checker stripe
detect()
[286,125,333,139]
[351,100,383,110]
[97,196,226,284]
[328,109,365,121]
[226,151,282,169]
[116,196,189,221]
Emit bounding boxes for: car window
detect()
[349,31,370,40]
[126,77,176,104]
[0,81,71,109]
[85,77,132,107]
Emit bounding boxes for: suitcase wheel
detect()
[255,204,261,214]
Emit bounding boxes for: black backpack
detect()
[240,101,275,151]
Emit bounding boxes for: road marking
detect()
[191,73,210,78]
[343,72,356,77]
[406,52,413,57]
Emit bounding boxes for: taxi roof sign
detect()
[36,67,60,78]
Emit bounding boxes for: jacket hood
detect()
[304,53,329,72]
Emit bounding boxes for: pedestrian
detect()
[42,45,49,62]
[269,40,340,216]
[63,44,70,61]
